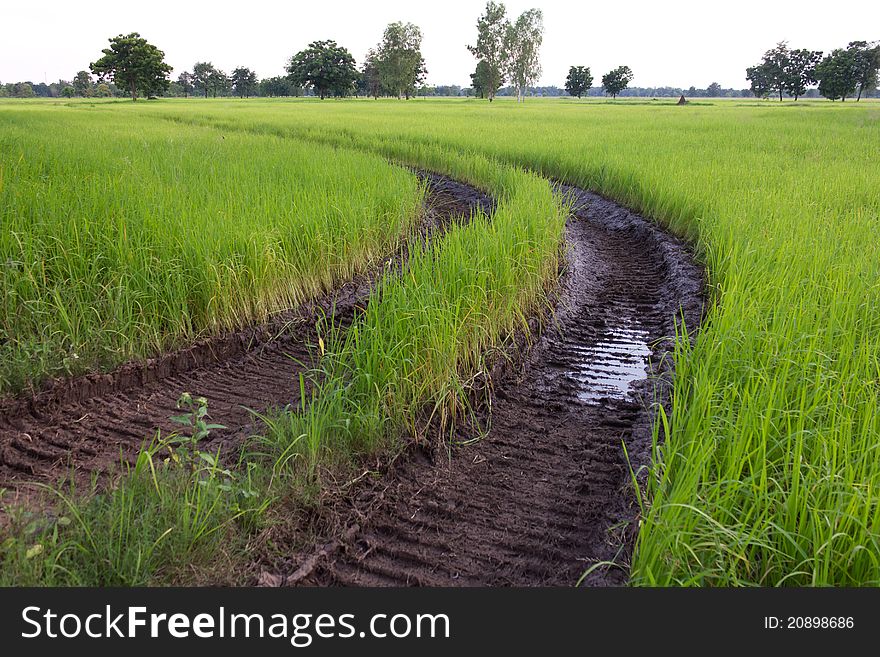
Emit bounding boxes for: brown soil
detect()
[265,183,705,587]
[0,173,492,503]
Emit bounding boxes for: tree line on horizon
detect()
[3,5,877,103]
[746,41,880,101]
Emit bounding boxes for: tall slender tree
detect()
[467,1,510,102]
[505,8,543,102]
[376,22,427,99]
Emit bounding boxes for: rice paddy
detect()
[1,96,879,586]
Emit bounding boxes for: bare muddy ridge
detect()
[0,172,493,496]
[266,183,705,587]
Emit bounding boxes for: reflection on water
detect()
[567,324,651,403]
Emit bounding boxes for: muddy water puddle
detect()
[568,321,652,403]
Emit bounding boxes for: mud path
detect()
[285,184,704,587]
[0,174,493,499]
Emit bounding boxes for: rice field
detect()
[1,96,879,586]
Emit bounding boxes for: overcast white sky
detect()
[2,0,878,89]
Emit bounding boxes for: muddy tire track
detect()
[0,173,493,500]
[284,184,705,587]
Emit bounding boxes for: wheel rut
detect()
[283,183,705,587]
[0,173,492,502]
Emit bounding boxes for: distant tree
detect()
[470,60,491,98]
[746,42,790,101]
[601,65,633,98]
[504,8,543,102]
[208,68,230,97]
[177,71,193,98]
[61,85,75,98]
[376,22,427,99]
[13,82,36,98]
[192,62,216,98]
[848,41,880,101]
[95,83,112,97]
[706,81,722,97]
[816,49,858,101]
[467,1,510,101]
[359,49,383,98]
[564,65,592,98]
[72,70,94,97]
[259,76,300,97]
[785,48,823,100]
[286,40,358,100]
[231,67,258,98]
[745,62,774,98]
[89,32,171,101]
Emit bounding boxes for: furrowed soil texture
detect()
[267,184,704,586]
[0,173,491,499]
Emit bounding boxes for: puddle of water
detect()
[567,325,652,403]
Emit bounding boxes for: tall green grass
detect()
[0,106,422,393]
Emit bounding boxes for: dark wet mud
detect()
[274,184,705,587]
[0,173,492,500]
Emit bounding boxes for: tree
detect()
[785,48,822,100]
[602,66,633,98]
[13,82,36,98]
[745,62,773,98]
[89,32,171,101]
[375,22,427,99]
[61,85,75,98]
[848,41,880,101]
[286,40,358,100]
[706,81,722,97]
[467,1,510,102]
[471,60,491,98]
[504,8,543,102]
[816,49,858,101]
[208,68,230,97]
[564,65,592,98]
[73,70,94,97]
[192,62,216,98]
[177,71,193,98]
[231,67,258,98]
[359,49,383,98]
[95,83,112,97]
[258,76,301,97]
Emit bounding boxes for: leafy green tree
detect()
[359,49,383,98]
[848,41,880,101]
[13,82,36,98]
[208,68,230,97]
[504,8,543,102]
[745,62,774,98]
[286,40,358,99]
[816,49,858,101]
[706,81,723,97]
[231,67,258,98]
[259,76,301,97]
[191,62,215,98]
[89,32,171,101]
[471,60,491,98]
[564,65,592,98]
[177,71,193,98]
[95,83,112,97]
[785,48,822,100]
[467,1,510,101]
[61,85,75,98]
[376,22,427,99]
[601,65,633,98]
[73,70,94,97]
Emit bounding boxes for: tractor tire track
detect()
[281,183,705,587]
[0,173,493,501]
